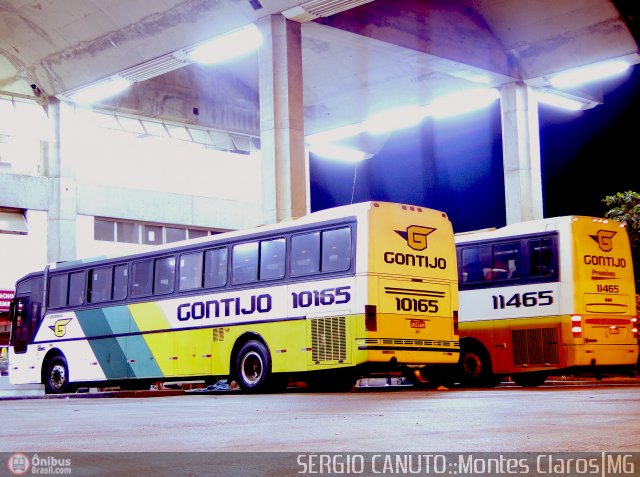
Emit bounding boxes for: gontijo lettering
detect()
[584,255,626,267]
[177,293,272,321]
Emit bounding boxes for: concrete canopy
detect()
[0,0,638,143]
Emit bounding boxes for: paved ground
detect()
[2,383,639,453]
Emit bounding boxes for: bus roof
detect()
[454,215,627,243]
[45,201,447,272]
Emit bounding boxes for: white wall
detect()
[0,210,47,289]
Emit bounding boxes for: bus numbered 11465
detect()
[8,201,459,393]
[455,215,638,387]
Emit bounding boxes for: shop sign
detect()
[0,290,15,312]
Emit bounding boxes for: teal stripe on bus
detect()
[126,334,164,378]
[75,307,162,380]
[76,309,127,379]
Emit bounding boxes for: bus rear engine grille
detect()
[311,316,347,362]
[512,328,559,366]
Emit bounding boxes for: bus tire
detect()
[233,340,272,393]
[512,372,547,387]
[459,346,498,388]
[44,355,72,394]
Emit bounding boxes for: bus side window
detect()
[88,267,113,303]
[321,227,351,272]
[154,256,176,295]
[493,243,522,280]
[179,251,203,291]
[461,246,490,282]
[68,271,85,306]
[204,247,228,288]
[291,232,320,276]
[260,238,286,280]
[113,264,128,300]
[529,238,554,277]
[233,242,259,284]
[131,260,153,297]
[48,274,68,308]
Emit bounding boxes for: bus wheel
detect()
[459,347,497,388]
[512,372,547,387]
[234,341,271,393]
[44,356,72,394]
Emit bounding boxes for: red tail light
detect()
[571,315,582,338]
[365,305,377,332]
[631,317,638,338]
[453,310,459,334]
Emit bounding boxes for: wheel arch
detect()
[459,336,491,363]
[40,348,66,384]
[229,332,271,375]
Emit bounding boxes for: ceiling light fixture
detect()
[68,77,131,104]
[308,143,371,162]
[362,105,428,135]
[306,123,364,145]
[533,90,584,111]
[549,60,630,88]
[187,24,263,65]
[426,88,500,118]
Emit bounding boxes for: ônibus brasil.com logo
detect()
[7,453,72,475]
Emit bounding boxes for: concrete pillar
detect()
[46,98,77,262]
[258,15,308,224]
[500,82,543,224]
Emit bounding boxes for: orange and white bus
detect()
[8,202,459,393]
[455,216,638,387]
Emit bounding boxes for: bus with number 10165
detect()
[454,215,638,387]
[8,201,459,393]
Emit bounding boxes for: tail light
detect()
[632,317,638,339]
[571,315,582,338]
[365,305,377,332]
[453,310,459,334]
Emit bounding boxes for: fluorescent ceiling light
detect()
[549,61,630,88]
[426,88,500,118]
[309,143,370,162]
[533,91,583,111]
[362,105,428,135]
[188,24,263,65]
[69,77,131,104]
[306,124,363,145]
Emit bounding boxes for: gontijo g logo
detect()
[395,225,436,251]
[590,230,616,252]
[49,318,72,337]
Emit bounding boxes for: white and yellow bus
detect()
[455,215,638,387]
[8,202,459,393]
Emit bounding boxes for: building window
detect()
[117,222,140,244]
[94,218,223,245]
[143,225,163,245]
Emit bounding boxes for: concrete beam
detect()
[500,82,543,224]
[76,184,263,231]
[259,15,308,223]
